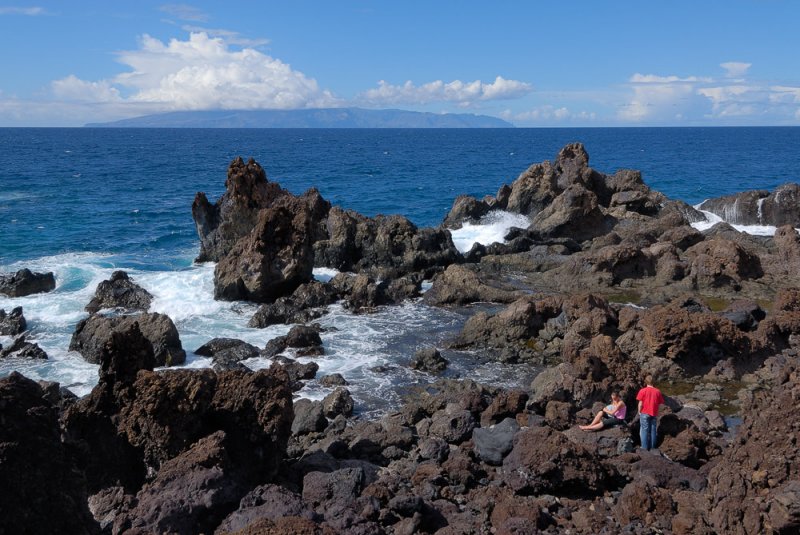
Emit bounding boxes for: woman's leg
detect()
[589,410,604,425]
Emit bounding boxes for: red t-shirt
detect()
[636,385,664,417]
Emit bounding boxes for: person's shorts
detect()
[602,417,625,428]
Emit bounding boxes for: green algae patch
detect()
[606,290,642,306]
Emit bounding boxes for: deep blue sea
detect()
[1,127,799,413]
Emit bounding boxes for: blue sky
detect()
[1,1,799,126]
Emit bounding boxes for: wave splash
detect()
[449,211,531,253]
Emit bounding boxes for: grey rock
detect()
[0,268,55,297]
[472,417,520,465]
[0,306,26,336]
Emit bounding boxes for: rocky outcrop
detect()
[194,337,260,371]
[70,311,186,366]
[0,372,99,534]
[0,268,56,297]
[192,157,291,263]
[213,189,330,302]
[443,143,665,241]
[0,306,26,335]
[409,347,449,373]
[85,270,153,313]
[699,183,800,227]
[314,208,461,279]
[0,333,48,359]
[63,322,294,495]
[422,264,526,306]
[248,281,338,328]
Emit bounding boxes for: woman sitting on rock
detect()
[579,392,626,431]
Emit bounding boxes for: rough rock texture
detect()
[0,268,56,297]
[0,306,26,335]
[0,333,48,359]
[70,311,186,367]
[214,189,331,302]
[706,355,800,534]
[422,264,526,306]
[85,270,153,313]
[195,337,260,371]
[193,157,291,263]
[112,431,246,535]
[700,183,800,227]
[0,372,99,534]
[63,322,294,493]
[248,281,338,328]
[263,325,324,358]
[314,208,460,279]
[409,347,449,373]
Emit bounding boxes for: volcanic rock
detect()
[314,208,460,279]
[0,268,55,297]
[422,264,525,306]
[85,270,153,313]
[192,157,291,263]
[699,183,800,227]
[195,337,260,371]
[248,280,338,328]
[0,306,26,335]
[473,417,520,465]
[213,189,331,302]
[0,372,99,534]
[322,387,354,418]
[112,431,247,535]
[70,311,186,366]
[0,333,48,359]
[409,347,449,373]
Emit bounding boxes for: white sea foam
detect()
[1,251,536,414]
[449,211,531,253]
[312,267,340,282]
[691,205,782,236]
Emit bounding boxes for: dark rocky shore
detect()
[2,144,800,534]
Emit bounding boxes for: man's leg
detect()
[651,417,658,449]
[640,414,651,450]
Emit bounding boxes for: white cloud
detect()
[53,32,340,112]
[720,61,752,78]
[159,3,208,22]
[770,85,800,104]
[629,74,710,84]
[357,76,532,106]
[51,75,121,102]
[503,106,596,124]
[181,25,269,47]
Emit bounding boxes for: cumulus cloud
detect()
[357,76,532,106]
[618,65,800,123]
[619,73,703,122]
[502,106,596,124]
[51,75,121,103]
[51,32,340,112]
[721,61,752,78]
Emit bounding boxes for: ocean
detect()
[1,127,799,414]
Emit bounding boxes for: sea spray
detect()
[450,211,531,253]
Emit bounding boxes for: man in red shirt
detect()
[636,374,664,450]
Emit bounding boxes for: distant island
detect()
[85,107,513,128]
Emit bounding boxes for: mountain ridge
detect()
[85,107,513,128]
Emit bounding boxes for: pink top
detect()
[612,404,626,420]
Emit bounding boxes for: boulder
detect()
[322,387,354,418]
[0,268,55,297]
[216,484,318,533]
[473,417,520,465]
[263,325,324,358]
[292,399,328,436]
[699,183,800,227]
[70,312,186,367]
[112,431,247,535]
[422,264,525,306]
[531,184,610,241]
[685,237,764,289]
[0,306,26,335]
[248,281,338,328]
[0,372,99,534]
[501,426,614,497]
[84,270,153,313]
[194,337,260,371]
[213,189,330,302]
[0,333,48,359]
[319,373,348,387]
[409,348,448,373]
